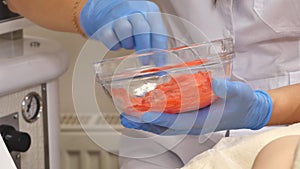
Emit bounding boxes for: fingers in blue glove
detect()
[212,78,253,101]
[113,17,134,49]
[128,12,168,66]
[128,13,151,49]
[211,78,228,98]
[95,25,122,51]
[141,109,209,130]
[212,78,273,130]
[81,0,168,66]
[121,113,203,135]
[147,12,168,66]
[151,49,168,67]
[120,113,167,134]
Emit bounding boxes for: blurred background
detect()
[24,25,122,169]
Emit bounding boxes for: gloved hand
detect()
[80,0,168,66]
[120,79,273,135]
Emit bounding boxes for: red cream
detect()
[112,70,216,115]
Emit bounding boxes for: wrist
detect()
[72,0,88,36]
[248,90,273,130]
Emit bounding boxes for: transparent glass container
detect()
[95,38,234,115]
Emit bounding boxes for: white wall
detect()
[24,25,88,115]
[24,25,127,115]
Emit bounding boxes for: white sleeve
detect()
[118,129,225,168]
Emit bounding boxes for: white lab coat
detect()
[120,0,300,168]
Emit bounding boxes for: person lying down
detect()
[181,123,300,169]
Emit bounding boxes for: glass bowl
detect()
[95,38,234,116]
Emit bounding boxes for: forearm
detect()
[6,0,87,33]
[267,83,300,125]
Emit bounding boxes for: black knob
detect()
[0,125,31,152]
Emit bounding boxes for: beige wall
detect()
[24,25,90,115]
[24,25,128,115]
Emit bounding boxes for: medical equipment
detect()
[0,2,68,169]
[95,38,233,115]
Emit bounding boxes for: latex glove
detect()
[80,0,168,66]
[120,79,273,135]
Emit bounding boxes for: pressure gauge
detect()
[21,92,42,122]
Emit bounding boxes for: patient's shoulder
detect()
[252,135,300,169]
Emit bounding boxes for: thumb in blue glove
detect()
[80,0,168,66]
[120,79,273,135]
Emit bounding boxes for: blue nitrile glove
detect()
[80,0,168,66]
[120,79,273,135]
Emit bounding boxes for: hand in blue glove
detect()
[80,0,168,66]
[120,79,273,135]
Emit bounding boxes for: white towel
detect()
[182,123,300,169]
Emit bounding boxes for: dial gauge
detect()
[21,92,42,122]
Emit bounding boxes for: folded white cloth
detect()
[182,123,300,169]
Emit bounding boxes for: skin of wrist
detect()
[73,0,88,36]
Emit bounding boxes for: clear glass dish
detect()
[95,38,234,115]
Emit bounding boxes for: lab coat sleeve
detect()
[119,152,183,169]
[118,128,184,169]
[118,129,225,169]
